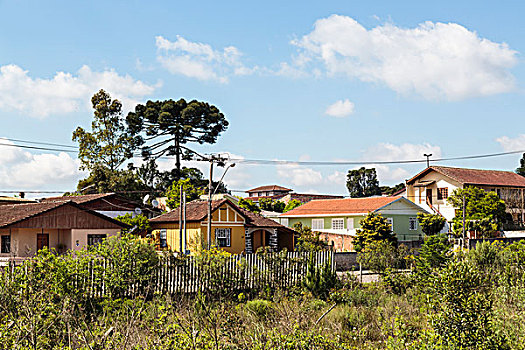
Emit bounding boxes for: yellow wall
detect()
[151,202,248,254]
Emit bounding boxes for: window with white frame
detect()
[347,218,354,230]
[159,229,167,248]
[409,217,417,231]
[386,218,394,230]
[332,218,344,230]
[281,218,289,227]
[312,219,324,230]
[215,228,231,247]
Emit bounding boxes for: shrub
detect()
[245,299,273,318]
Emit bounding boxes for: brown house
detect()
[0,201,128,258]
[149,199,295,254]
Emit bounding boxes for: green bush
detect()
[245,299,273,318]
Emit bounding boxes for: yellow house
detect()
[149,199,295,254]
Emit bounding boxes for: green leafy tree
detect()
[72,89,135,171]
[517,152,525,177]
[357,240,411,274]
[166,178,204,209]
[116,213,151,234]
[126,99,229,175]
[448,187,506,237]
[417,213,446,236]
[293,222,329,252]
[259,198,285,213]
[417,234,451,269]
[354,212,397,252]
[346,167,381,198]
[74,165,148,202]
[380,183,405,195]
[238,198,260,213]
[283,199,302,213]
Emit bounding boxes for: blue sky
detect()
[1,0,525,196]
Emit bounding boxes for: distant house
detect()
[279,196,429,251]
[149,199,295,254]
[406,166,525,224]
[245,185,292,200]
[41,193,151,218]
[244,185,344,205]
[0,201,128,258]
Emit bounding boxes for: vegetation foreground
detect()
[2,235,525,349]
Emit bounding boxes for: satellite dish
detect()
[151,199,159,208]
[142,194,150,204]
[134,208,142,215]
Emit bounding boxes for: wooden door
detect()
[37,233,49,251]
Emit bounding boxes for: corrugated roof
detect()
[245,185,292,193]
[407,166,525,187]
[41,193,116,204]
[280,196,402,217]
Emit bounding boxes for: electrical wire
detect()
[2,136,525,166]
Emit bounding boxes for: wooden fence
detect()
[1,251,334,298]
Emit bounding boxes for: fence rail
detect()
[2,251,334,298]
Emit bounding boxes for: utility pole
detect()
[424,153,432,168]
[206,154,233,250]
[207,158,214,250]
[179,183,183,254]
[462,195,466,249]
[183,190,186,254]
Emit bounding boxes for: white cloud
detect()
[361,142,442,162]
[325,99,355,117]
[293,15,518,100]
[156,35,256,83]
[0,139,86,188]
[0,64,160,118]
[276,163,323,187]
[496,135,525,152]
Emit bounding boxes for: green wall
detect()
[283,213,423,242]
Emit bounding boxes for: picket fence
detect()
[2,251,334,297]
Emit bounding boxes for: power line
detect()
[1,136,525,166]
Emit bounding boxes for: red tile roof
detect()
[246,185,292,193]
[407,166,525,188]
[280,196,402,217]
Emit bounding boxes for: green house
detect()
[279,196,429,245]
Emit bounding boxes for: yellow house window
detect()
[215,228,231,247]
[159,229,167,248]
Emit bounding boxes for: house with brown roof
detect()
[42,193,151,218]
[279,196,428,251]
[244,184,344,206]
[406,166,525,223]
[149,199,295,254]
[0,201,128,258]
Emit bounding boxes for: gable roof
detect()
[0,201,128,229]
[280,196,404,217]
[149,199,293,231]
[246,185,292,193]
[407,166,525,188]
[150,199,234,223]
